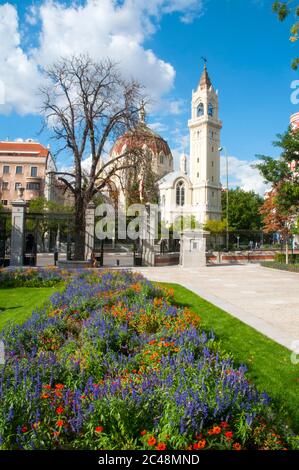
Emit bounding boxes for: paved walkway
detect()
[135,264,299,351]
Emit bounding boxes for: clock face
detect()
[197,103,204,117]
[208,103,213,117]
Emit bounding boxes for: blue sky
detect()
[0,0,297,192]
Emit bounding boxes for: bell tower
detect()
[188,63,222,222]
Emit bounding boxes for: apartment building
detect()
[0,139,58,207]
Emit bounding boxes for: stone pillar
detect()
[85,202,95,261]
[10,188,27,267]
[180,229,209,268]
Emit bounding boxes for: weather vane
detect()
[201,56,207,67]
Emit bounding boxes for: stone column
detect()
[180,229,209,268]
[10,188,27,267]
[85,202,95,261]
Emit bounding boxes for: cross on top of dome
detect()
[139,100,146,123]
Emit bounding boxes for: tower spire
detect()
[199,59,212,89]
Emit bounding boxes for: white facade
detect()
[159,65,222,226]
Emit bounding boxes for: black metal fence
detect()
[0,211,11,267]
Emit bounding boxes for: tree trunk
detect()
[74,194,86,261]
[285,238,289,265]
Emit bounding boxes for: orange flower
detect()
[95,426,104,433]
[233,442,242,451]
[41,393,50,399]
[32,422,40,429]
[53,431,60,437]
[147,436,157,446]
[156,443,167,450]
[43,384,51,390]
[193,439,206,450]
[208,426,221,435]
[140,430,147,436]
[56,420,64,427]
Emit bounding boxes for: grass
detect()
[159,282,299,433]
[0,284,64,331]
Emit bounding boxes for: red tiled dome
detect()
[111,122,172,159]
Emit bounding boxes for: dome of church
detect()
[110,104,173,178]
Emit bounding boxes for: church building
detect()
[159,64,222,226]
[109,64,223,226]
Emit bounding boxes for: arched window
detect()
[208,102,214,117]
[197,103,204,117]
[162,195,166,206]
[176,181,185,206]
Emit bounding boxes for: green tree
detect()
[272,1,299,69]
[255,128,299,213]
[204,219,227,250]
[255,128,299,263]
[221,188,264,230]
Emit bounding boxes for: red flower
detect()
[56,406,64,415]
[44,384,51,390]
[221,421,229,429]
[95,426,104,433]
[225,431,233,440]
[55,384,64,390]
[156,443,167,450]
[140,430,147,436]
[147,436,157,446]
[193,440,206,450]
[21,425,28,433]
[56,420,64,427]
[233,442,242,451]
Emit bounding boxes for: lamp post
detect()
[218,146,229,251]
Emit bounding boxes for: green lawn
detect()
[0,284,63,331]
[159,282,299,432]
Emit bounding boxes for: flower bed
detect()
[0,268,67,288]
[0,270,296,450]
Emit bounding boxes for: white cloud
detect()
[0,3,42,114]
[220,155,269,195]
[148,122,169,133]
[0,0,204,116]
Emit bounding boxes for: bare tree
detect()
[40,55,145,260]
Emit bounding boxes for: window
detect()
[211,161,214,167]
[212,191,215,197]
[3,165,9,174]
[197,172,199,178]
[1,200,8,206]
[15,182,22,190]
[197,158,199,163]
[197,103,204,117]
[212,176,214,182]
[26,182,40,191]
[176,181,185,206]
[2,182,9,190]
[160,155,164,164]
[31,166,38,177]
[16,166,23,174]
[212,146,214,152]
[162,195,166,206]
[208,103,214,117]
